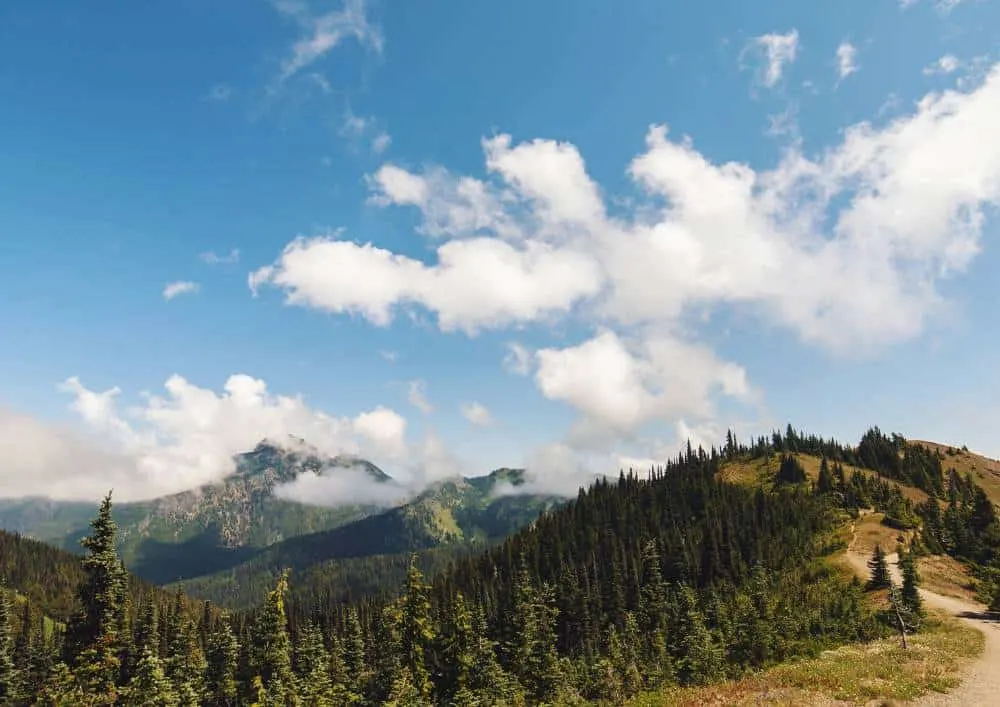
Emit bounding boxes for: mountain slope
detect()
[0,441,395,584]
[173,467,564,608]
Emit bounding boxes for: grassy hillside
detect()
[915,440,1000,504]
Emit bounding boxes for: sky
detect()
[1,0,1000,504]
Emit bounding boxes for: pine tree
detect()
[867,545,892,590]
[899,550,924,623]
[508,561,563,703]
[251,571,295,705]
[817,458,835,494]
[206,617,239,706]
[399,557,435,702]
[164,592,207,706]
[122,647,178,707]
[674,584,723,686]
[63,491,127,702]
[341,606,367,699]
[0,582,16,704]
[294,620,333,705]
[638,539,673,687]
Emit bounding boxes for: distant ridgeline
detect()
[2,424,999,705]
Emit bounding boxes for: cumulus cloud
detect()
[407,380,433,415]
[836,42,859,81]
[272,0,383,86]
[251,63,1000,479]
[460,402,495,427]
[743,30,800,88]
[163,281,199,300]
[0,374,428,503]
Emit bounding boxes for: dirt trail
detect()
[845,525,1000,705]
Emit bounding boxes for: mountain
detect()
[171,466,565,608]
[0,440,396,584]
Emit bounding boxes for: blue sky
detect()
[1,0,1000,502]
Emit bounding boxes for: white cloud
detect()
[460,402,495,427]
[407,380,433,414]
[273,466,409,507]
[200,248,240,265]
[534,330,750,436]
[378,349,398,363]
[249,234,602,333]
[924,54,961,75]
[163,281,199,301]
[371,131,391,154]
[272,0,383,86]
[0,374,434,503]
[503,342,532,376]
[744,30,799,88]
[836,42,859,81]
[253,64,1000,468]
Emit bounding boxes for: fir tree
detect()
[899,550,924,622]
[341,606,367,699]
[63,491,127,701]
[674,584,723,686]
[399,557,435,701]
[164,592,207,706]
[867,545,892,590]
[251,570,295,705]
[206,617,239,706]
[294,620,333,705]
[122,647,178,707]
[0,582,15,704]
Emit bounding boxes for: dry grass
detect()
[717,455,930,504]
[850,511,912,557]
[917,554,980,603]
[914,440,1000,506]
[622,614,983,707]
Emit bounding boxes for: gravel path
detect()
[844,528,1000,705]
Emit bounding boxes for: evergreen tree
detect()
[508,561,563,703]
[251,571,295,705]
[206,617,239,706]
[63,491,127,702]
[164,592,207,705]
[122,647,178,707]
[867,545,892,590]
[399,557,435,701]
[0,582,16,704]
[899,550,924,622]
[294,620,333,705]
[817,458,835,494]
[341,606,367,699]
[674,584,723,686]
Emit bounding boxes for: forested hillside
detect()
[2,425,998,705]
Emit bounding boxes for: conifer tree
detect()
[817,458,835,494]
[164,592,207,705]
[867,545,892,590]
[0,582,15,704]
[64,491,128,701]
[251,570,295,705]
[508,561,563,703]
[206,617,239,706]
[294,620,333,705]
[638,539,673,686]
[899,550,924,622]
[674,584,723,686]
[122,647,178,707]
[341,606,367,698]
[399,557,435,701]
